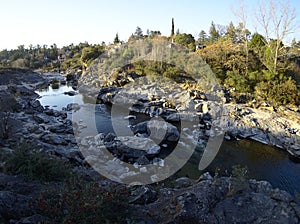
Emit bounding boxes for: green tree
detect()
[209,21,219,43]
[171,18,175,37]
[226,22,237,42]
[114,33,120,44]
[198,30,208,45]
[174,33,196,51]
[80,45,104,69]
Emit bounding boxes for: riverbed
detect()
[36,83,300,195]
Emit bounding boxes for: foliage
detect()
[36,176,130,223]
[254,76,298,106]
[80,45,104,68]
[174,33,196,51]
[227,165,249,196]
[4,143,71,182]
[114,33,120,44]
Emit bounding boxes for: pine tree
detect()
[209,21,219,43]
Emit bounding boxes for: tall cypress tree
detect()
[171,18,175,37]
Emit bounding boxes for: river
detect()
[36,83,300,195]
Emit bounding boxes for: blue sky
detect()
[0,0,299,50]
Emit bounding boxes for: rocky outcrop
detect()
[225,105,300,157]
[130,173,300,224]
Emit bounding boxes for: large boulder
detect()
[132,120,180,142]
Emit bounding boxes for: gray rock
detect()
[0,191,33,221]
[33,113,50,124]
[130,186,158,205]
[133,120,180,142]
[115,136,160,156]
[214,192,299,224]
[174,177,194,189]
[64,90,77,96]
[15,214,52,224]
[66,103,80,111]
[40,134,68,145]
[48,124,73,134]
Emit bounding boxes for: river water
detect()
[36,84,300,195]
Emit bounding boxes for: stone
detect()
[40,133,68,145]
[133,120,180,142]
[33,113,50,124]
[115,136,160,156]
[130,186,158,205]
[15,214,52,224]
[0,191,34,221]
[66,103,80,111]
[214,192,299,224]
[64,90,77,96]
[174,177,194,189]
[48,124,73,134]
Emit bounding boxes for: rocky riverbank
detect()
[78,71,300,158]
[0,68,299,223]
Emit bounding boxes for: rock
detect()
[66,103,80,111]
[174,177,194,189]
[15,214,52,224]
[130,186,158,205]
[48,124,73,134]
[66,73,78,82]
[0,90,20,112]
[271,188,293,202]
[115,136,160,156]
[33,113,50,124]
[29,100,43,112]
[0,191,34,221]
[103,133,116,143]
[133,120,180,142]
[44,109,60,117]
[197,172,213,182]
[40,134,68,145]
[214,192,299,224]
[136,156,150,165]
[64,91,77,96]
[165,113,180,122]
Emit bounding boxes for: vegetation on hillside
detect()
[0,0,299,107]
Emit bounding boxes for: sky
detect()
[0,0,299,50]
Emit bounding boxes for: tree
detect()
[134,26,143,39]
[209,21,219,43]
[174,33,196,51]
[198,30,208,45]
[233,0,250,75]
[256,0,297,74]
[114,33,120,44]
[80,45,104,69]
[226,22,237,41]
[171,18,175,37]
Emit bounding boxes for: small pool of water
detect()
[36,84,83,110]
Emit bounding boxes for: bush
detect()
[254,77,298,106]
[37,176,131,223]
[227,165,249,196]
[4,143,71,182]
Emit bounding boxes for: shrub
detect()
[254,77,298,106]
[4,143,71,182]
[37,176,131,223]
[227,165,249,196]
